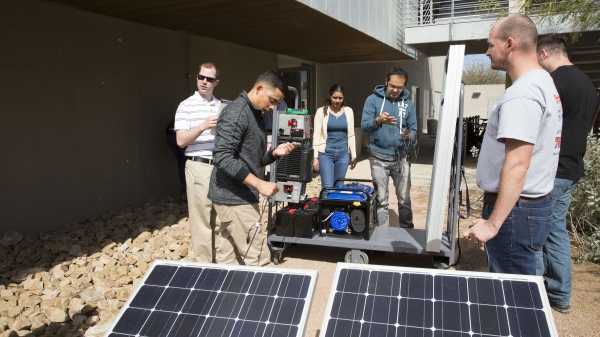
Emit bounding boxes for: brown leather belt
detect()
[484,192,549,204]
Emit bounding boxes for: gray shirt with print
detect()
[476,69,562,197]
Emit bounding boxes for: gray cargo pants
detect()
[369,154,414,228]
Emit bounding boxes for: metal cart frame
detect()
[266,83,468,267]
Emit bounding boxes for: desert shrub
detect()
[568,135,600,263]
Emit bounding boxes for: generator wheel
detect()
[344,250,369,264]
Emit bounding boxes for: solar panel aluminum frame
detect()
[320,263,558,337]
[103,259,318,337]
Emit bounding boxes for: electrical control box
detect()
[273,181,304,203]
[278,114,311,138]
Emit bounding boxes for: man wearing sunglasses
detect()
[361,67,418,229]
[174,61,222,264]
[208,71,296,266]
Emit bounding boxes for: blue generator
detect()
[318,179,378,240]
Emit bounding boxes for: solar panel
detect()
[104,260,317,337]
[320,263,558,337]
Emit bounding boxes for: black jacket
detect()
[208,91,276,204]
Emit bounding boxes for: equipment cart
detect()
[268,50,468,267]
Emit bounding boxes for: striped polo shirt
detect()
[173,92,221,159]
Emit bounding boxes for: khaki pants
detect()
[185,160,221,263]
[213,202,271,266]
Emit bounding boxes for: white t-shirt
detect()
[173,92,220,158]
[476,69,562,197]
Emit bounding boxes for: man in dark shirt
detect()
[208,71,296,266]
[537,34,599,314]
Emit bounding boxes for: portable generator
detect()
[318,179,378,240]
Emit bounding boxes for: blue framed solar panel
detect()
[321,263,558,337]
[104,260,317,337]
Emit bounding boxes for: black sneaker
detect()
[400,223,414,229]
[550,301,571,314]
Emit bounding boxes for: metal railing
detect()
[403,0,509,27]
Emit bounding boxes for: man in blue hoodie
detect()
[361,67,418,228]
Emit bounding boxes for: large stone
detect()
[9,267,44,283]
[132,232,150,245]
[0,290,11,301]
[22,279,44,291]
[84,315,99,327]
[79,289,105,304]
[92,277,116,293]
[11,318,32,331]
[18,295,41,308]
[44,307,69,322]
[0,300,11,311]
[83,322,110,337]
[0,231,24,247]
[7,304,23,318]
[96,299,121,311]
[71,314,87,328]
[0,317,15,332]
[68,245,81,257]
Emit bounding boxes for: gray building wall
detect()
[0,0,277,235]
[464,84,505,119]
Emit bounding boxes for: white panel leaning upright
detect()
[425,45,465,252]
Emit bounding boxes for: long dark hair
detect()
[323,84,346,116]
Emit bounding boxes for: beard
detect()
[490,57,507,71]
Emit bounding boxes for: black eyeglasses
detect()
[197,74,218,83]
[387,83,404,91]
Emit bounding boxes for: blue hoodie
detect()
[361,85,418,156]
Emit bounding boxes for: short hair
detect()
[255,71,288,96]
[497,14,538,52]
[386,67,409,83]
[199,62,220,78]
[537,34,569,56]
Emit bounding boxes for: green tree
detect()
[478,0,600,42]
[462,61,506,85]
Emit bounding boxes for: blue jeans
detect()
[535,178,578,306]
[484,195,553,275]
[318,147,350,188]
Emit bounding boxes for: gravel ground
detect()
[1,178,598,337]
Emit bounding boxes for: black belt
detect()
[187,156,213,165]
[484,192,549,204]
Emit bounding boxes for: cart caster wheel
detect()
[273,252,282,265]
[344,251,369,264]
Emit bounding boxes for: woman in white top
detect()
[312,84,357,188]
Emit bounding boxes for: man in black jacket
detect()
[208,71,296,266]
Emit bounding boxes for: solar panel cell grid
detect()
[105,260,316,337]
[322,264,557,337]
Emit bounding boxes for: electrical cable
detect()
[241,197,269,265]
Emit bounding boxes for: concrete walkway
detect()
[345,133,480,190]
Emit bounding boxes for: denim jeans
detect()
[318,147,350,188]
[535,178,578,305]
[483,195,553,275]
[369,155,413,228]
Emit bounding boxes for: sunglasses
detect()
[197,74,218,83]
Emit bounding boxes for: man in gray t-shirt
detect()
[463,14,562,276]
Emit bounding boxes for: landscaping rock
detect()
[0,232,24,248]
